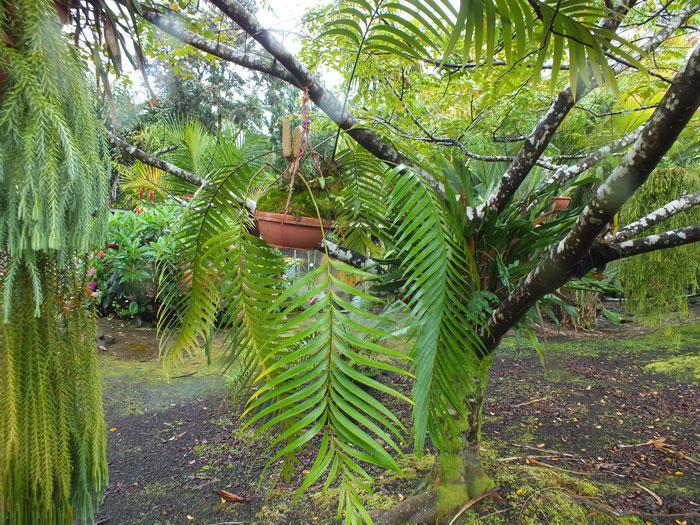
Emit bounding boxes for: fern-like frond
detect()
[0,0,109,313]
[386,166,487,454]
[244,258,410,522]
[335,142,391,256]
[324,0,645,93]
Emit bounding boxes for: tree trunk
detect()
[373,357,495,524]
[462,386,495,499]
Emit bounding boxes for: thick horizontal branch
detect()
[609,223,700,259]
[576,224,700,275]
[482,41,700,353]
[105,129,205,187]
[608,190,700,242]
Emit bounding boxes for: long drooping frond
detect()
[386,167,487,454]
[0,0,109,315]
[1,1,110,523]
[335,143,391,256]
[158,141,414,520]
[1,261,107,524]
[244,258,410,523]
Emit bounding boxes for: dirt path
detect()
[94,315,700,524]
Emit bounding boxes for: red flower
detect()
[139,188,144,199]
[187,194,193,199]
[96,251,105,259]
[136,208,142,215]
[149,190,154,202]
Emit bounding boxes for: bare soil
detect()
[94,311,700,525]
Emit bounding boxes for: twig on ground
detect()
[512,398,549,408]
[635,482,662,506]
[497,454,566,462]
[509,443,577,457]
[448,487,501,525]
[171,372,197,379]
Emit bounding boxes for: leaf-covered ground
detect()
[94,311,699,524]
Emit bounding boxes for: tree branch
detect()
[105,129,205,187]
[539,126,643,188]
[608,223,700,260]
[576,224,700,276]
[482,41,700,352]
[137,7,302,87]
[467,1,698,223]
[206,0,446,198]
[608,190,700,242]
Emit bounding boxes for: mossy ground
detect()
[95,311,699,524]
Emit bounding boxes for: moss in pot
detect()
[255,119,343,249]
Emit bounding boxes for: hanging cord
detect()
[283,81,324,217]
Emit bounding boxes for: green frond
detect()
[334,143,390,256]
[1,258,107,524]
[386,166,487,455]
[0,0,110,315]
[243,258,410,522]
[324,0,644,93]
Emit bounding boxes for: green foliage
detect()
[0,0,110,316]
[0,259,107,524]
[321,0,643,95]
[157,141,415,520]
[87,205,182,320]
[0,2,110,522]
[618,166,700,326]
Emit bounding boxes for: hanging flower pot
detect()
[255,111,339,251]
[552,195,572,211]
[255,210,332,250]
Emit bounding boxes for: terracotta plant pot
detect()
[552,196,571,211]
[255,210,332,250]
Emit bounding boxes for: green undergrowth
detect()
[498,322,700,360]
[645,353,700,383]
[440,442,642,525]
[250,444,647,524]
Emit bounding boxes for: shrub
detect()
[86,203,182,321]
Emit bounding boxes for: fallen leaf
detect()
[213,488,248,502]
[186,515,194,521]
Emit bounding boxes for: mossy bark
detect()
[372,357,495,524]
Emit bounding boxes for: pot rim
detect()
[254,209,332,227]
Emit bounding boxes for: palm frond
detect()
[323,0,645,93]
[386,166,487,454]
[244,258,410,521]
[335,142,391,256]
